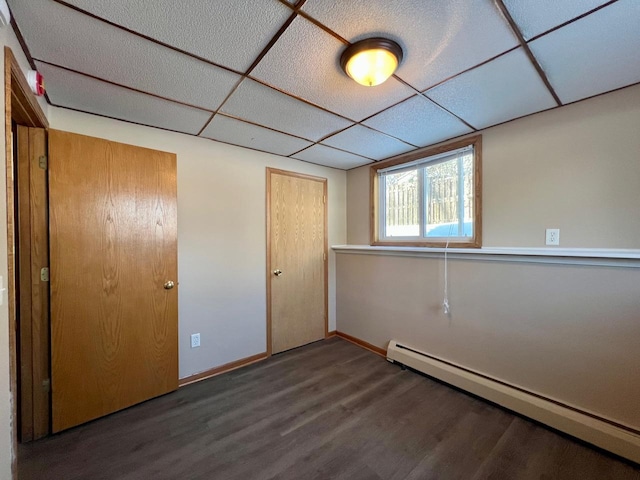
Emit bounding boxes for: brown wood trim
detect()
[369,134,482,247]
[326,330,336,337]
[266,168,329,356]
[16,126,33,442]
[494,0,562,106]
[178,352,268,387]
[5,48,48,129]
[323,177,329,339]
[336,331,387,358]
[5,46,49,480]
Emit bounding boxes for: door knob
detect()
[273,269,283,276]
[164,280,175,290]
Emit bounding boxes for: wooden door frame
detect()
[265,167,329,356]
[5,46,49,479]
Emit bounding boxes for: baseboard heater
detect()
[386,340,640,464]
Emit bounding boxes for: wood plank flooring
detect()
[18,337,640,479]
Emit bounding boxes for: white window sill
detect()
[331,245,640,268]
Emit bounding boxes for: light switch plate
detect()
[191,333,201,348]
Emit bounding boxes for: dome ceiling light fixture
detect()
[340,37,403,87]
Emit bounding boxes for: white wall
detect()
[49,107,346,379]
[0,29,50,480]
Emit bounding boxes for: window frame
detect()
[370,135,482,248]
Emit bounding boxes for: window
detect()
[371,135,481,247]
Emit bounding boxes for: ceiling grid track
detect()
[527,0,620,42]
[494,0,562,106]
[11,0,638,169]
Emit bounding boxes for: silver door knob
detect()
[273,269,283,276]
[164,280,175,290]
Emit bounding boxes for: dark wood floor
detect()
[19,337,640,479]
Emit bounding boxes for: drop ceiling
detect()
[8,0,640,170]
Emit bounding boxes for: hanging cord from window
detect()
[443,224,454,315]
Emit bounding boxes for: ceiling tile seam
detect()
[320,124,419,150]
[240,72,427,147]
[315,143,375,161]
[418,93,477,131]
[286,143,372,163]
[215,111,318,143]
[293,0,308,11]
[494,0,562,106]
[195,78,245,136]
[246,75,359,123]
[51,103,350,171]
[292,155,365,172]
[347,78,640,172]
[412,79,640,168]
[49,103,207,137]
[33,58,218,115]
[343,129,487,171]
[244,10,300,76]
[526,0,620,43]
[198,9,302,138]
[294,10,350,45]
[197,136,304,163]
[50,102,353,171]
[51,0,245,77]
[417,46,520,94]
[389,74,477,131]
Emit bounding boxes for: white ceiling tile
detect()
[426,48,557,129]
[201,115,312,157]
[503,0,610,40]
[363,95,473,147]
[9,0,240,111]
[220,79,353,141]
[250,16,416,121]
[54,0,292,72]
[322,125,414,161]
[301,0,518,91]
[529,1,640,104]
[37,62,211,135]
[292,144,372,170]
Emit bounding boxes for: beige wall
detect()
[49,107,346,380]
[348,82,640,248]
[0,31,50,478]
[340,84,640,432]
[337,253,640,429]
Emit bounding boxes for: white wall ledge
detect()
[332,245,640,268]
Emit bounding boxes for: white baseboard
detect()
[387,340,640,464]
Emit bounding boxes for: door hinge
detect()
[39,155,48,169]
[323,195,326,204]
[42,379,50,393]
[40,267,49,282]
[323,252,327,261]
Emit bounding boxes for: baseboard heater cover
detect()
[386,340,640,464]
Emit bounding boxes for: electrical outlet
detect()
[190,333,201,348]
[545,228,560,246]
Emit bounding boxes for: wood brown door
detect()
[49,130,178,432]
[267,168,327,354]
[16,126,49,441]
